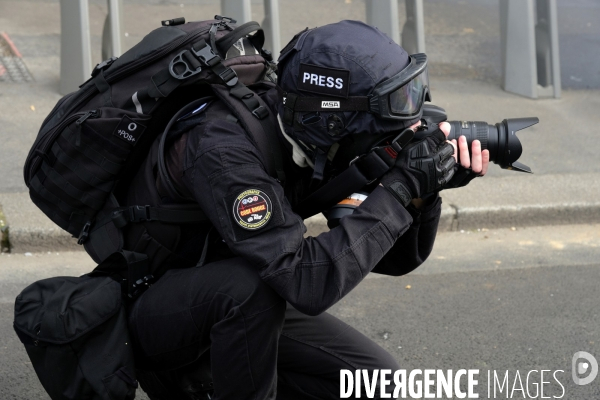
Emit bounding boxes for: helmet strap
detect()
[311,147,329,182]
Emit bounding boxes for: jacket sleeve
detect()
[371,195,442,276]
[184,119,425,316]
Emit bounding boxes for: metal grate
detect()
[0,32,33,83]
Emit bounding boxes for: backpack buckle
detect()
[130,205,152,222]
[214,15,237,24]
[191,42,220,68]
[218,68,238,87]
[252,106,269,120]
[91,56,117,77]
[77,221,91,245]
[129,274,155,299]
[169,50,203,80]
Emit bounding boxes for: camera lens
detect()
[446,117,538,173]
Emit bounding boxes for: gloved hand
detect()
[381,128,456,206]
[441,166,479,189]
[442,134,489,190]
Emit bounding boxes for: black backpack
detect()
[23,16,284,293]
[15,17,286,400]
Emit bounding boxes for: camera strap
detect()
[294,145,397,219]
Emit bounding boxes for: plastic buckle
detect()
[261,48,273,62]
[169,50,203,80]
[128,274,155,299]
[111,209,129,228]
[131,205,151,222]
[214,15,237,24]
[130,205,151,222]
[192,43,220,67]
[219,68,238,87]
[252,106,269,120]
[77,221,91,245]
[91,56,117,77]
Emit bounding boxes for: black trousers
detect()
[128,257,399,399]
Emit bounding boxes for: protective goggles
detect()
[370,53,430,120]
[282,53,431,125]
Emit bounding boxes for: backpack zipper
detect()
[75,110,99,146]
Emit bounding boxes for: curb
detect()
[306,201,600,237]
[2,172,599,253]
[445,202,600,231]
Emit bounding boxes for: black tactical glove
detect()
[381,128,456,207]
[441,165,480,190]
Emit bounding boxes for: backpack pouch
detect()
[14,275,137,400]
[28,107,150,238]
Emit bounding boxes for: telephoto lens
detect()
[445,119,537,173]
[418,105,538,173]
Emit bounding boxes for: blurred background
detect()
[0,0,599,398]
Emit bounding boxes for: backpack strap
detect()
[90,250,154,298]
[215,21,264,56]
[136,21,264,115]
[211,82,286,184]
[84,204,207,246]
[133,24,285,184]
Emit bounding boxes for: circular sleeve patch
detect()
[232,189,273,230]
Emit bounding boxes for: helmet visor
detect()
[370,53,430,120]
[388,68,429,116]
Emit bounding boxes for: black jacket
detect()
[158,92,442,316]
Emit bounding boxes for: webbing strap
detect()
[50,144,108,187]
[216,21,264,55]
[294,164,368,220]
[139,39,237,114]
[282,92,298,126]
[57,133,122,176]
[39,163,105,210]
[282,92,371,129]
[92,70,114,107]
[286,93,371,112]
[30,175,86,234]
[90,250,152,298]
[229,84,267,118]
[211,83,286,183]
[311,148,328,182]
[102,205,208,230]
[148,68,184,99]
[294,146,396,219]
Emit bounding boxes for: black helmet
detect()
[277,20,430,178]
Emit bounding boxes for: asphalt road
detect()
[1,224,599,399]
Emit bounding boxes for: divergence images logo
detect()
[572,351,598,385]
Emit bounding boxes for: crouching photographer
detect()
[16,18,512,400]
[125,20,491,399]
